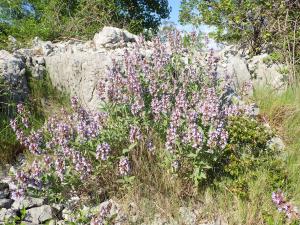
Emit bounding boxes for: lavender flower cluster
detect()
[10,100,107,198]
[11,30,258,200]
[97,31,256,182]
[90,202,112,225]
[272,190,300,220]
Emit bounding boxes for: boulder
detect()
[0,199,13,209]
[216,45,285,92]
[93,26,137,49]
[0,208,16,222]
[12,197,46,210]
[43,44,130,110]
[24,205,54,224]
[0,50,28,103]
[249,54,285,89]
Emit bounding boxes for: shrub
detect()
[0,0,170,50]
[9,32,275,219]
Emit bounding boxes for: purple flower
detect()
[207,122,228,150]
[272,190,300,220]
[119,157,131,176]
[96,143,111,160]
[15,171,29,185]
[166,125,177,153]
[11,189,25,200]
[55,158,66,181]
[17,103,25,114]
[131,97,144,115]
[184,123,203,148]
[71,96,79,109]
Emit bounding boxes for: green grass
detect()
[254,87,300,205]
[0,72,70,167]
[196,87,300,225]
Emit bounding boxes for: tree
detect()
[180,0,299,52]
[180,0,300,84]
[0,0,170,48]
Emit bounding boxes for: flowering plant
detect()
[97,31,257,185]
[272,190,300,221]
[11,31,262,203]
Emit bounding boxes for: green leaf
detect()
[187,152,197,158]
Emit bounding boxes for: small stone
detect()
[0,199,13,209]
[61,208,72,221]
[24,205,53,224]
[151,213,171,225]
[179,207,197,225]
[0,183,9,191]
[20,222,38,225]
[91,200,127,225]
[12,197,46,210]
[52,203,64,212]
[0,208,16,222]
[9,166,17,176]
[0,189,9,199]
[268,136,285,151]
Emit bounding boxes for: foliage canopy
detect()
[180,0,300,52]
[0,0,170,48]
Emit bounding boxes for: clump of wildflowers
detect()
[11,30,263,203]
[96,31,258,184]
[10,99,105,198]
[96,143,111,161]
[272,190,300,220]
[119,157,131,176]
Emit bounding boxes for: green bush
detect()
[0,0,170,49]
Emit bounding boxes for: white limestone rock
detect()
[24,205,54,224]
[93,26,137,49]
[12,197,46,210]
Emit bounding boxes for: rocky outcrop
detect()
[12,27,141,110]
[93,26,138,49]
[1,26,287,111]
[0,179,58,224]
[0,50,28,103]
[216,45,286,91]
[24,205,54,224]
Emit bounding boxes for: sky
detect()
[169,0,181,24]
[167,1,220,49]
[167,0,214,33]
